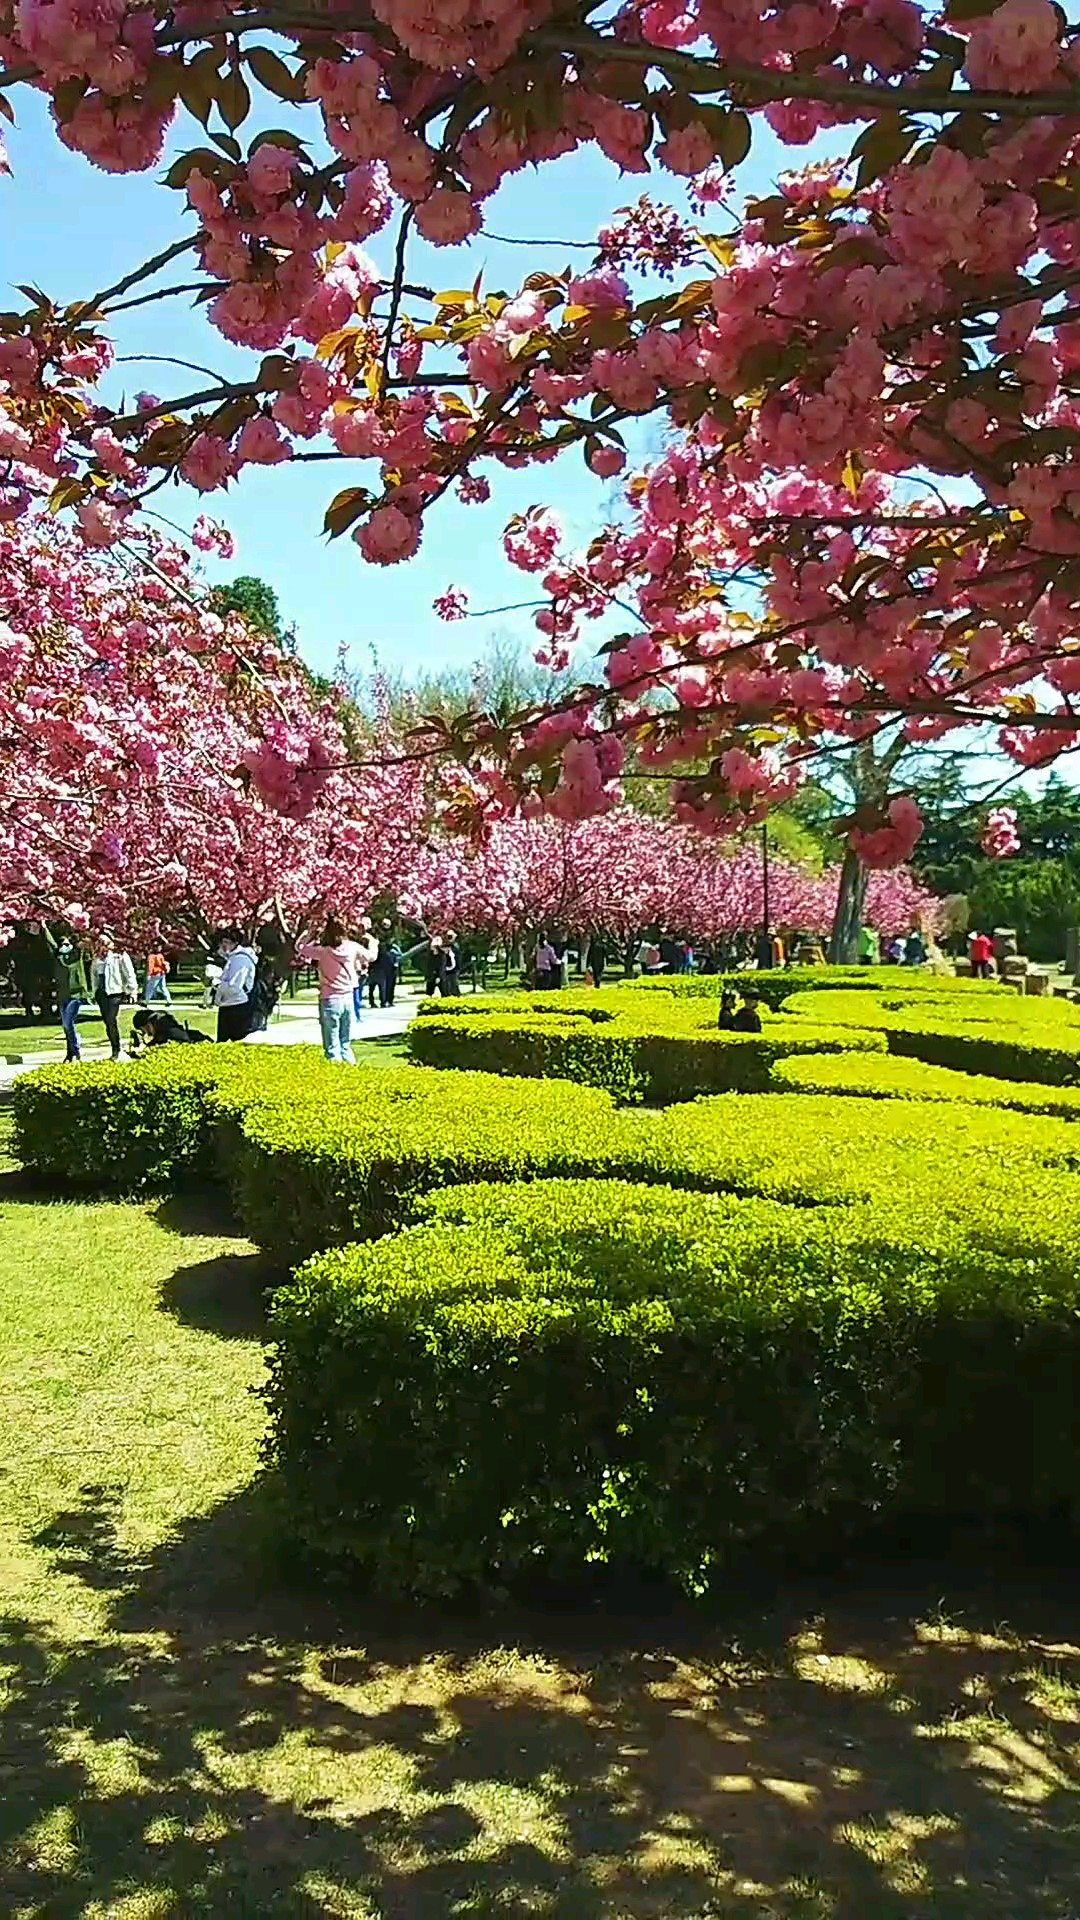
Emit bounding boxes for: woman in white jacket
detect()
[91,934,139,1060]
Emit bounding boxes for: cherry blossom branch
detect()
[536,26,1080,118]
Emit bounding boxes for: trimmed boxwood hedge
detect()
[409,987,886,1102]
[781,985,1080,1086]
[11,1043,351,1192]
[227,1066,627,1263]
[773,1050,1080,1117]
[15,989,1080,1596]
[269,1176,1080,1596]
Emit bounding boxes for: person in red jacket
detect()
[970,931,995,979]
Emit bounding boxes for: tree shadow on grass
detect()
[2,1479,1077,1919]
[150,1189,282,1338]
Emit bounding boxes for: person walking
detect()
[213,928,257,1041]
[144,948,171,1004]
[297,917,365,1063]
[92,934,138,1060]
[46,925,91,1062]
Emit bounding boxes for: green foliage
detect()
[210,573,288,643]
[269,1176,1080,1597]
[913,774,1080,959]
[227,1066,620,1264]
[772,1050,1080,1117]
[409,985,885,1101]
[16,966,1080,1598]
[782,983,1080,1085]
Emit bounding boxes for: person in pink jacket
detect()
[296,916,365,1063]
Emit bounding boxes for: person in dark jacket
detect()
[585,932,607,987]
[438,931,462,996]
[717,987,738,1030]
[130,1008,211,1054]
[371,919,402,1007]
[732,989,763,1033]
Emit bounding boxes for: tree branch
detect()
[532,25,1080,119]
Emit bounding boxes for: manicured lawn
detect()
[0,1003,412,1060]
[0,1109,1076,1918]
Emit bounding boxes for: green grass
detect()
[0,1110,1076,1917]
[0,1004,413,1061]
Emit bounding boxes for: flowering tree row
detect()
[1,0,1079,868]
[0,514,429,941]
[399,810,938,943]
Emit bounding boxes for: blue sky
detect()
[3,86,787,681]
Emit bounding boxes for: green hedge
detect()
[409,988,886,1102]
[267,1177,1080,1596]
[781,986,1080,1087]
[627,965,1000,1009]
[227,1067,624,1264]
[773,1050,1080,1117]
[10,1044,346,1192]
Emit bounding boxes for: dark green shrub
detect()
[267,1178,1080,1597]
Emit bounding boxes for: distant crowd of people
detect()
[25,913,415,1065]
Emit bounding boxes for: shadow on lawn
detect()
[1,1480,1077,1919]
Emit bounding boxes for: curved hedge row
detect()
[781,985,1080,1086]
[773,1050,1080,1117]
[15,978,1080,1595]
[409,987,886,1102]
[270,1176,1080,1597]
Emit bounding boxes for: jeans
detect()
[352,977,367,1020]
[217,1002,252,1042]
[145,974,171,1004]
[97,991,123,1059]
[319,996,355,1064]
[60,996,83,1061]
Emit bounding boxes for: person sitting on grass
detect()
[130,1008,211,1055]
[732,988,763,1033]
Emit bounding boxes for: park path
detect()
[0,988,421,1093]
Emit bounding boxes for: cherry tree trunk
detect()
[828,847,867,964]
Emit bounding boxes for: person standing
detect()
[92,934,138,1060]
[439,931,462,997]
[585,932,607,988]
[352,917,380,1022]
[144,948,172,1004]
[213,928,257,1042]
[970,930,995,979]
[296,917,363,1063]
[904,926,927,967]
[857,924,877,966]
[371,918,401,1008]
[535,934,557,989]
[46,925,91,1063]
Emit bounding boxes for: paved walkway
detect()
[0,990,420,1092]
